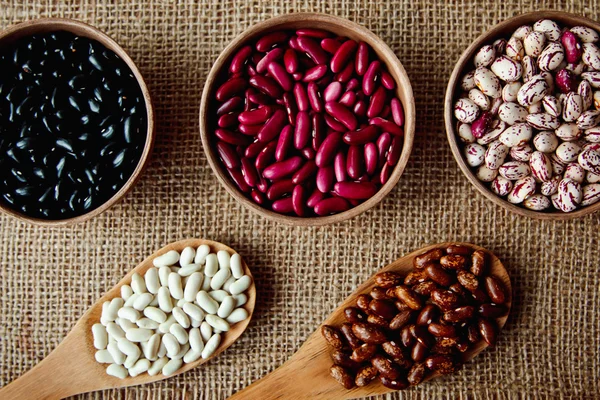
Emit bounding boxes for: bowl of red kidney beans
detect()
[200,13,415,225]
[0,18,154,225]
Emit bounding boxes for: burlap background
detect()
[0,1,598,399]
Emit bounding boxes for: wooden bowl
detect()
[199,13,415,226]
[0,18,155,226]
[444,11,600,220]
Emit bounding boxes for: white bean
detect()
[183,302,205,322]
[190,316,202,328]
[100,301,110,325]
[158,266,171,287]
[177,298,187,308]
[117,307,140,323]
[157,287,173,313]
[148,357,168,376]
[133,293,154,311]
[95,349,114,364]
[205,314,230,332]
[196,291,219,314]
[157,340,167,358]
[183,272,203,302]
[106,298,124,322]
[106,364,128,379]
[136,318,159,330]
[194,244,210,264]
[162,333,180,358]
[144,268,160,294]
[158,314,177,334]
[117,339,140,357]
[201,333,221,359]
[217,296,236,319]
[120,285,133,300]
[204,253,219,277]
[124,351,140,369]
[92,323,108,350]
[131,273,147,294]
[168,273,184,300]
[162,358,183,376]
[233,293,247,308]
[143,306,167,324]
[189,327,204,353]
[180,246,196,266]
[149,296,159,307]
[172,306,191,329]
[226,308,249,324]
[183,348,202,363]
[217,250,231,269]
[172,343,190,360]
[201,275,212,291]
[230,253,244,279]
[210,267,231,290]
[107,342,126,365]
[200,322,212,342]
[123,293,139,308]
[208,290,228,303]
[116,317,137,332]
[178,264,202,277]
[228,275,251,295]
[145,333,161,360]
[223,276,236,292]
[170,323,189,345]
[153,250,180,267]
[128,359,150,377]
[106,322,126,340]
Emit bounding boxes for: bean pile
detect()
[212,29,405,217]
[323,245,508,390]
[0,31,147,220]
[454,20,600,212]
[92,245,251,379]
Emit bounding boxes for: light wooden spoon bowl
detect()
[0,239,256,400]
[229,242,510,400]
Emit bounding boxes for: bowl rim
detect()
[444,10,600,220]
[0,17,155,226]
[199,12,416,226]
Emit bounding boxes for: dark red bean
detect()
[296,28,330,39]
[380,162,392,185]
[370,117,404,136]
[216,77,247,102]
[323,82,343,102]
[316,131,343,167]
[300,146,316,160]
[255,141,277,170]
[367,86,386,119]
[249,75,283,99]
[282,92,297,125]
[346,78,359,91]
[288,36,300,50]
[364,143,378,175]
[339,91,356,107]
[302,65,328,82]
[314,197,350,215]
[362,61,381,96]
[215,129,250,146]
[239,123,262,136]
[229,45,253,74]
[267,62,294,91]
[238,106,273,125]
[297,36,329,65]
[256,48,284,74]
[292,83,309,112]
[241,157,259,187]
[266,179,295,200]
[331,40,358,73]
[324,102,357,131]
[250,189,266,204]
[335,61,355,83]
[272,197,294,213]
[355,42,369,76]
[334,181,377,199]
[391,98,404,126]
[334,151,347,182]
[294,111,311,149]
[342,125,379,145]
[263,156,303,180]
[307,188,325,207]
[217,96,244,115]
[316,166,334,193]
[380,70,396,90]
[283,48,299,74]
[246,88,271,106]
[321,38,342,54]
[347,145,364,179]
[292,185,306,216]
[307,82,323,112]
[353,100,367,117]
[217,142,240,169]
[257,109,287,142]
[256,31,288,52]
[292,160,318,184]
[324,114,347,132]
[244,141,266,158]
[275,125,294,161]
[312,114,326,150]
[218,113,239,128]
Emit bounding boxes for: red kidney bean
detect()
[244,141,266,158]
[324,114,347,132]
[347,145,364,179]
[321,38,342,54]
[246,88,271,106]
[275,125,294,161]
[293,111,311,150]
[339,91,356,107]
[250,189,266,204]
[217,96,243,115]
[314,197,350,215]
[257,109,287,142]
[272,197,294,213]
[331,40,357,73]
[250,75,283,100]
[316,165,334,192]
[216,77,248,102]
[300,146,315,160]
[215,128,250,146]
[227,167,251,193]
[218,113,239,128]
[324,102,357,131]
[367,86,386,119]
[380,162,392,185]
[256,31,288,52]
[380,105,391,119]
[346,78,359,91]
[362,60,381,96]
[255,141,277,170]
[386,136,402,166]
[292,160,318,184]
[342,125,379,145]
[229,45,253,74]
[239,123,262,136]
[335,61,354,83]
[246,63,258,77]
[324,82,343,102]
[256,48,284,73]
[376,132,391,165]
[364,143,378,175]
[282,92,297,125]
[307,82,323,112]
[369,117,403,136]
[238,106,273,125]
[267,61,294,91]
[240,157,259,187]
[334,181,377,199]
[292,185,306,216]
[297,36,329,65]
[316,131,343,167]
[266,179,295,200]
[380,70,396,90]
[283,48,299,74]
[296,28,330,39]
[390,98,404,127]
[302,65,328,82]
[256,176,269,193]
[307,188,325,207]
[217,142,240,169]
[292,72,303,81]
[355,42,369,76]
[312,113,326,150]
[263,156,303,180]
[293,82,309,112]
[288,36,300,50]
[334,151,347,182]
[353,100,367,117]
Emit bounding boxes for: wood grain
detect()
[0,18,155,226]
[444,10,600,220]
[228,242,511,400]
[199,12,416,226]
[0,239,256,399]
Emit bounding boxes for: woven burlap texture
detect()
[0,1,598,399]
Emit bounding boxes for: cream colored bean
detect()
[162,358,183,376]
[158,266,171,287]
[464,143,485,167]
[474,67,502,98]
[183,302,205,322]
[458,123,475,143]
[131,273,147,294]
[153,250,180,267]
[148,357,168,376]
[460,70,476,91]
[228,275,252,296]
[491,55,522,82]
[506,37,524,61]
[183,348,202,363]
[529,151,553,182]
[133,293,154,311]
[498,102,528,125]
[209,290,229,302]
[533,19,561,41]
[517,75,549,107]
[170,323,189,345]
[230,253,244,279]
[507,176,536,204]
[180,246,196,266]
[162,333,180,357]
[95,349,114,364]
[189,327,204,353]
[205,314,230,332]
[116,317,137,332]
[136,318,159,330]
[201,333,221,359]
[476,165,499,182]
[526,113,559,130]
[178,263,202,277]
[168,272,184,300]
[128,359,150,377]
[157,287,173,313]
[92,324,108,350]
[454,98,480,123]
[123,293,138,308]
[143,268,160,294]
[556,123,582,142]
[158,314,177,334]
[499,123,532,147]
[233,293,248,308]
[106,322,125,340]
[200,321,213,342]
[171,306,191,329]
[533,131,559,153]
[565,163,586,183]
[184,272,204,302]
[107,364,128,379]
[210,267,231,291]
[523,194,551,210]
[558,178,582,212]
[120,285,133,301]
[204,253,219,277]
[542,95,561,117]
[194,244,211,264]
[217,296,236,319]
[196,291,219,315]
[107,342,126,365]
[118,307,140,323]
[502,81,522,102]
[226,308,249,324]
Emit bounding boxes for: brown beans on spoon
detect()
[228,243,511,400]
[211,28,406,217]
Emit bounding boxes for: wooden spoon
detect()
[229,242,510,400]
[0,239,256,400]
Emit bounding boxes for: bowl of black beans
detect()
[0,18,154,225]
